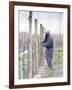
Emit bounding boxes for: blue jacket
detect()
[41,33,53,49]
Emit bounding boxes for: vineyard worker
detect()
[41,32,54,69]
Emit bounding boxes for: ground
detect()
[33,48,63,78]
[33,61,63,78]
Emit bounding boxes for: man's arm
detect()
[41,41,50,47]
[41,37,53,48]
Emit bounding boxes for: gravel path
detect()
[33,61,63,78]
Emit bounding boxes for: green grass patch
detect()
[54,48,63,65]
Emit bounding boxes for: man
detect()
[41,32,54,69]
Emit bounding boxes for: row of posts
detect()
[19,11,45,79]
